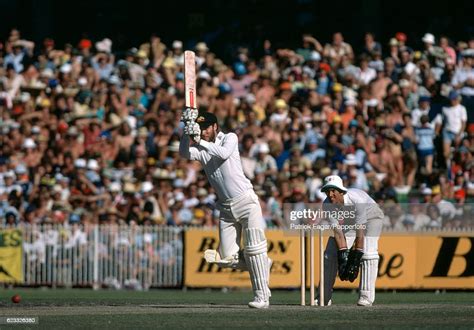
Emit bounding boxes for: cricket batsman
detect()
[317,175,383,306]
[179,109,272,309]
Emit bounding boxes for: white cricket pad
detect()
[244,228,270,301]
[362,236,380,260]
[359,258,378,304]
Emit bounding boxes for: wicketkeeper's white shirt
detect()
[324,188,383,226]
[179,132,253,201]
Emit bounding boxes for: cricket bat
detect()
[184,50,197,109]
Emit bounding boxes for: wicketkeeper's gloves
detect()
[337,248,350,281]
[345,248,364,282]
[181,107,198,122]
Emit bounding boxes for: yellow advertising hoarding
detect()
[0,228,23,283]
[184,229,474,289]
[185,229,302,288]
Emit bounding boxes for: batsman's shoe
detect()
[314,299,332,306]
[357,297,373,307]
[248,291,270,309]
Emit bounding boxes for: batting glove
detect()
[345,248,364,282]
[181,107,198,123]
[184,122,201,144]
[191,133,201,144]
[185,122,201,136]
[337,248,350,281]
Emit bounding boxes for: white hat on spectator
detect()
[172,40,183,49]
[109,113,123,127]
[195,42,209,52]
[399,79,410,88]
[141,181,153,193]
[74,158,87,169]
[22,138,36,149]
[197,188,208,197]
[20,92,31,103]
[123,182,136,194]
[78,77,88,86]
[344,98,357,106]
[95,38,112,53]
[60,63,72,74]
[366,99,378,107]
[15,164,27,174]
[168,141,180,152]
[245,94,256,104]
[175,192,185,202]
[3,170,16,180]
[422,187,432,195]
[309,51,321,61]
[31,126,41,134]
[67,126,79,136]
[109,182,121,193]
[108,75,121,86]
[52,184,63,193]
[344,154,358,166]
[422,33,435,44]
[258,143,270,154]
[40,68,54,79]
[87,159,99,171]
[404,62,418,75]
[198,70,211,80]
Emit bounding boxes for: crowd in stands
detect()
[1,28,473,230]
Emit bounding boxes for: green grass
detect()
[0,289,473,329]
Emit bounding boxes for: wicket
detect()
[300,228,325,306]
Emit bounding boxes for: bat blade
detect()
[184,50,197,109]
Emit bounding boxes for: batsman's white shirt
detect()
[179,132,253,200]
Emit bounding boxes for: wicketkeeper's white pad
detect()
[244,228,270,300]
[360,258,378,304]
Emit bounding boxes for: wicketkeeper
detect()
[317,175,383,306]
[179,109,272,309]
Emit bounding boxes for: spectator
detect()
[362,32,382,58]
[415,115,436,175]
[323,32,354,66]
[435,90,467,166]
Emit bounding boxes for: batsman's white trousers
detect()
[217,189,266,258]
